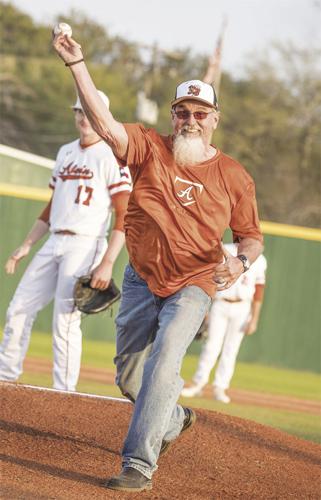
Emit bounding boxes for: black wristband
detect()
[65,58,84,67]
[237,254,250,272]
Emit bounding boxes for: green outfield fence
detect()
[0,145,320,373]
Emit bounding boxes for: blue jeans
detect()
[114,264,211,478]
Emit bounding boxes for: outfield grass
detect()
[183,355,321,401]
[4,331,321,444]
[22,331,321,400]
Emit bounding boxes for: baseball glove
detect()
[74,275,121,314]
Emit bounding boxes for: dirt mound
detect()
[1,382,320,499]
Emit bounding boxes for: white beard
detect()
[173,132,206,167]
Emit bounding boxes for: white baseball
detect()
[53,22,72,37]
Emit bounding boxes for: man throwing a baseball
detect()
[53,32,263,492]
[0,91,131,391]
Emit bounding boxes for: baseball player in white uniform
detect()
[0,90,131,391]
[182,243,267,403]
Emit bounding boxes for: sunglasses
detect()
[173,110,214,120]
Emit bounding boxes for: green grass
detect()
[180,396,321,443]
[4,330,321,444]
[182,354,321,401]
[24,332,321,400]
[18,330,116,368]
[20,373,123,399]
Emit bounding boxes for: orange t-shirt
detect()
[123,123,263,298]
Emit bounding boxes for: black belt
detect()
[54,230,76,235]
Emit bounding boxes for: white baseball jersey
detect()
[49,139,131,237]
[216,243,267,301]
[190,245,267,392]
[0,138,132,392]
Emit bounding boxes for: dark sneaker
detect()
[105,467,152,492]
[159,407,196,457]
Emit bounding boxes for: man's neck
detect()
[79,133,101,149]
[205,144,217,159]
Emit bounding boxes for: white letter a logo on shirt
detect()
[175,176,203,206]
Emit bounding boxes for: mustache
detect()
[178,125,200,135]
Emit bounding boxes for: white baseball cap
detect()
[172,80,218,109]
[72,90,110,110]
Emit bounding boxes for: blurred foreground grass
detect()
[3,331,321,444]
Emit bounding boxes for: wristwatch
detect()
[237,254,250,273]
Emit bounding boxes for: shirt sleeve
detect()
[106,154,132,197]
[255,255,267,285]
[230,182,263,243]
[38,197,52,224]
[253,284,265,301]
[122,123,152,171]
[49,146,64,190]
[49,171,57,190]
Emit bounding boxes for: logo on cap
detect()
[187,84,201,97]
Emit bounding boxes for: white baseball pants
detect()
[0,233,106,391]
[193,299,251,390]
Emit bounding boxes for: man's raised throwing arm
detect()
[52,33,128,160]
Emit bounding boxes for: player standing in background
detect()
[53,33,263,492]
[182,243,267,403]
[0,91,131,391]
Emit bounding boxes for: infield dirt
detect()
[1,382,320,499]
[24,356,320,415]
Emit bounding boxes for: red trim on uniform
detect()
[110,190,131,200]
[38,198,52,223]
[79,138,102,149]
[253,284,265,302]
[49,184,55,190]
[108,181,131,190]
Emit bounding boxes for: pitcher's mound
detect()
[1,382,320,499]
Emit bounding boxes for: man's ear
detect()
[213,111,220,128]
[170,107,176,124]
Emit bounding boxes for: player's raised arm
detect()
[52,31,128,160]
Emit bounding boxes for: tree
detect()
[217,44,321,227]
[0,3,319,227]
[0,2,51,57]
